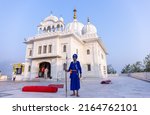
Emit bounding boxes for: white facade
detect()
[24,9,107,80]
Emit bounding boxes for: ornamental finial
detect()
[73,8,77,19]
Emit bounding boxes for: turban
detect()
[72,54,78,59]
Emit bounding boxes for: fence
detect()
[128,72,150,82]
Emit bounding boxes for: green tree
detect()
[121,61,144,73]
[121,64,131,73]
[107,65,117,74]
[131,61,144,72]
[144,54,150,72]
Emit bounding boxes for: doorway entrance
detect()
[39,62,51,79]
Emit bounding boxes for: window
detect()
[57,24,60,31]
[87,64,91,71]
[87,49,90,55]
[28,65,31,72]
[63,45,66,52]
[47,26,51,32]
[43,27,46,32]
[38,46,42,54]
[52,26,55,32]
[43,45,47,53]
[61,25,63,31]
[48,45,52,53]
[29,49,32,56]
[16,68,22,75]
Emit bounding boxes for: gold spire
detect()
[73,8,77,19]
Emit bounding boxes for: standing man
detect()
[66,54,82,97]
[12,70,16,81]
[44,67,48,79]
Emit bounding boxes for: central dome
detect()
[65,19,84,35]
[44,14,58,22]
[65,9,84,35]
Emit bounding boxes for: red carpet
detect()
[22,86,58,93]
[48,84,64,88]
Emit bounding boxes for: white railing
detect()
[128,72,150,82]
[27,31,74,41]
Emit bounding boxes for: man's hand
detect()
[64,68,67,72]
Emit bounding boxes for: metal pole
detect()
[65,54,68,97]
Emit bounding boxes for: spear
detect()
[65,54,68,97]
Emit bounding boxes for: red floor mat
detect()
[22,86,58,93]
[48,84,64,88]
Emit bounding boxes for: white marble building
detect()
[24,9,107,80]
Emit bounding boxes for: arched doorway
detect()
[39,62,51,79]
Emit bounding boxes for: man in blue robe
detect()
[66,54,82,97]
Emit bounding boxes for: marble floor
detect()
[0,76,150,98]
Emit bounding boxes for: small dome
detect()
[59,17,64,22]
[65,20,84,35]
[44,14,58,22]
[82,22,97,35]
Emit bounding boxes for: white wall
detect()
[129,72,150,82]
[96,42,107,78]
[25,44,33,59]
[33,37,58,58]
[25,33,108,80]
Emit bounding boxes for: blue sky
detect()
[0,0,150,75]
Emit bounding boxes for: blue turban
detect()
[72,54,78,59]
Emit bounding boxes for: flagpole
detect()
[65,54,68,97]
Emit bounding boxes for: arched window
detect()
[39,28,42,33]
[52,26,55,32]
[47,26,51,32]
[61,25,63,31]
[63,45,66,52]
[87,49,90,55]
[57,24,60,31]
[43,27,46,32]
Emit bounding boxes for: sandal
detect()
[76,94,80,97]
[70,94,75,96]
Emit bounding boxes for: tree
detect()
[131,61,144,72]
[121,64,131,73]
[121,61,144,73]
[144,54,150,72]
[107,65,117,74]
[121,53,150,73]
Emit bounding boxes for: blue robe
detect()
[68,61,82,90]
